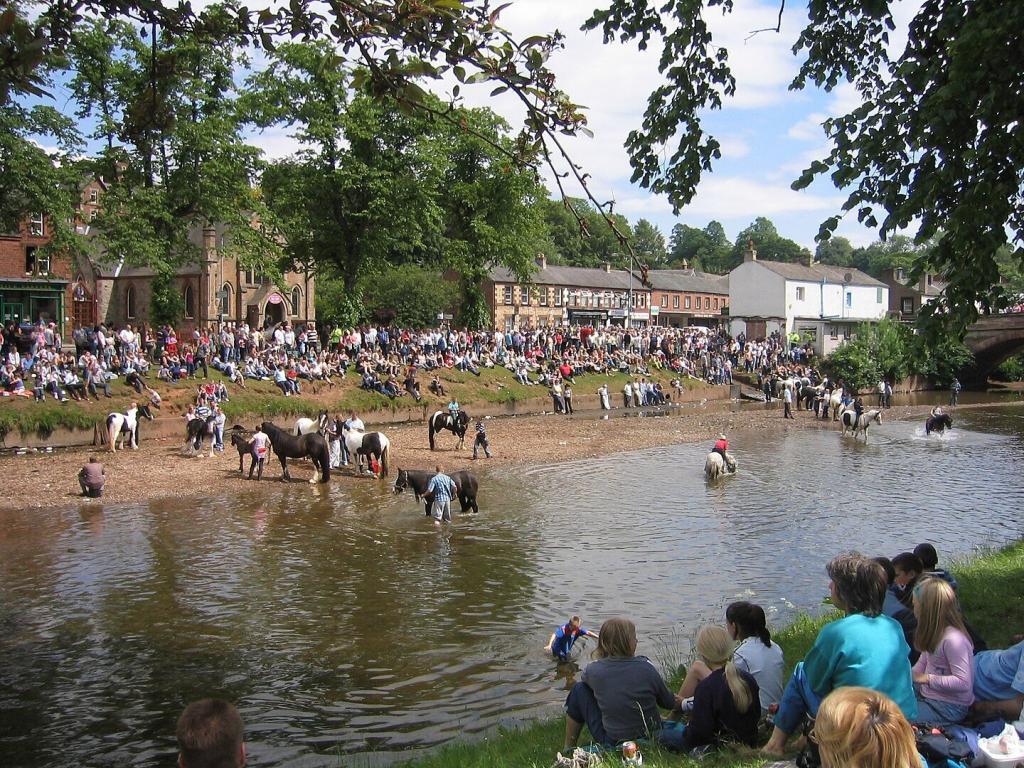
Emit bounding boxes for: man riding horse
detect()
[712,433,736,474]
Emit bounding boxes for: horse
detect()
[428,409,470,450]
[105,404,154,451]
[342,427,391,477]
[841,408,882,441]
[925,413,954,435]
[229,427,258,477]
[829,388,846,421]
[261,421,331,483]
[394,468,480,515]
[293,410,329,436]
[704,451,737,480]
[184,415,216,456]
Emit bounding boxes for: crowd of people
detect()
[546,547,1022,768]
[2,316,829,406]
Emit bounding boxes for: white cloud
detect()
[717,135,751,159]
[787,112,828,141]
[247,127,305,161]
[681,176,843,219]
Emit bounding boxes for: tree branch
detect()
[745,0,785,41]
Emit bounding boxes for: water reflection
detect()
[1,406,1023,767]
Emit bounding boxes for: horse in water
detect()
[261,421,331,483]
[293,410,329,436]
[841,408,882,442]
[184,415,216,456]
[704,451,737,480]
[394,468,480,515]
[925,412,954,435]
[342,426,391,477]
[428,409,470,450]
[106,404,154,451]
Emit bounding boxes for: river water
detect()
[2,403,1024,767]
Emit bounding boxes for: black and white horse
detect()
[925,413,953,435]
[261,421,331,483]
[106,404,154,451]
[293,410,329,436]
[394,468,480,515]
[342,426,391,477]
[185,415,216,456]
[428,409,470,450]
[841,408,882,442]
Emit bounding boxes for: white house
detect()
[728,245,889,355]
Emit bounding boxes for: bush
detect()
[994,353,1024,382]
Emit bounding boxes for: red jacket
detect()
[714,439,728,452]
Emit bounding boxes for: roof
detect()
[647,268,729,294]
[489,263,640,290]
[751,259,885,288]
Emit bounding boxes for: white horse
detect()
[106,404,154,451]
[342,427,391,477]
[704,451,737,480]
[828,388,846,420]
[841,408,882,441]
[293,410,329,436]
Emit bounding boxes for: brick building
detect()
[2,174,314,339]
[648,268,730,327]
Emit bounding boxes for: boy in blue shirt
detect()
[545,616,599,662]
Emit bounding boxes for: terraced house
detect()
[484,255,652,330]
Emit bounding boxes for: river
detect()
[2,403,1023,766]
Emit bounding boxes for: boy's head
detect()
[891,552,923,586]
[873,556,896,586]
[569,615,582,629]
[913,543,939,570]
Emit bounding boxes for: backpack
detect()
[916,728,973,768]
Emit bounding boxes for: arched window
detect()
[125,286,135,319]
[184,284,195,318]
[291,286,301,317]
[219,283,231,318]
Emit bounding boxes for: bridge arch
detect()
[963,315,1024,384]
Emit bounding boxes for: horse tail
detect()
[428,415,436,450]
[380,440,390,477]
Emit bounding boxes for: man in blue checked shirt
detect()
[426,464,457,524]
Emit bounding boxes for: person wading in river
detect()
[425,464,457,525]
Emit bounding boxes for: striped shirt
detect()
[475,421,486,436]
[427,473,457,504]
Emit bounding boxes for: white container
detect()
[978,740,1024,768]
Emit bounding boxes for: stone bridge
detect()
[963,314,1024,384]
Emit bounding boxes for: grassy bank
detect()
[0,366,703,438]
[387,540,1024,768]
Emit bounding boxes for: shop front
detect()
[0,278,67,332]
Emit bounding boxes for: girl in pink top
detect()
[911,578,974,725]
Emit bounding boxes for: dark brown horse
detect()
[261,421,330,483]
[393,468,479,515]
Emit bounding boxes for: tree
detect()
[815,236,854,268]
[726,218,811,271]
[64,10,282,314]
[631,219,667,267]
[584,0,1024,335]
[538,195,633,269]
[361,265,458,328]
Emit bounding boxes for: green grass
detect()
[381,541,1024,768]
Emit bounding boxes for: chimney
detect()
[744,239,757,262]
[682,259,689,270]
[535,252,547,270]
[604,262,612,273]
[808,252,815,268]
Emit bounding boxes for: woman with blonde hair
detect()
[661,625,760,752]
[815,687,921,768]
[911,578,974,725]
[561,617,676,752]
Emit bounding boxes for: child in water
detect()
[545,615,599,662]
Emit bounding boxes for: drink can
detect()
[622,741,643,766]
